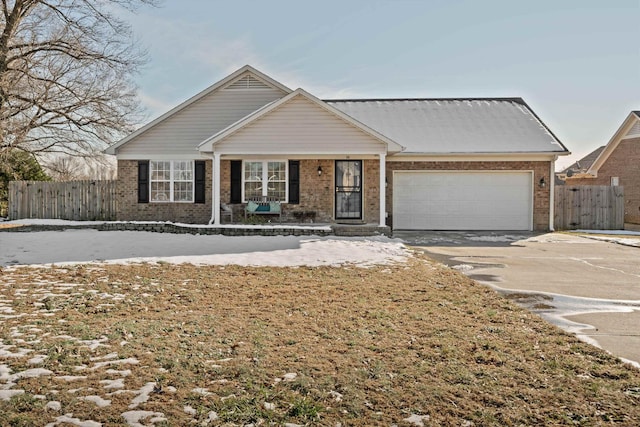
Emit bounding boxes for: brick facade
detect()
[385,160,552,231]
[118,158,552,230]
[117,160,212,224]
[565,137,640,224]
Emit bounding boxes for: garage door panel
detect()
[393,171,532,230]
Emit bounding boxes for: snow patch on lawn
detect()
[101,237,408,267]
[44,414,101,427]
[121,410,166,427]
[80,395,111,407]
[0,226,410,268]
[0,389,24,401]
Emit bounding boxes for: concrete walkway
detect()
[396,231,640,367]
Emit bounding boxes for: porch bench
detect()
[244,196,282,221]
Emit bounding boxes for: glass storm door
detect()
[335,160,362,219]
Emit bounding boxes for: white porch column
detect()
[379,153,386,227]
[213,152,222,226]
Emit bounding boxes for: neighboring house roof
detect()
[585,111,640,176]
[561,145,606,176]
[198,88,404,154]
[326,98,568,154]
[105,65,291,155]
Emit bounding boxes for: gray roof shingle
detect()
[561,145,606,175]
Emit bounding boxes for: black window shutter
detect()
[138,161,149,203]
[288,160,300,204]
[194,160,206,204]
[230,160,242,203]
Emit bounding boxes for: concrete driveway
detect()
[395,231,640,367]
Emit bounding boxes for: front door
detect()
[335,160,362,220]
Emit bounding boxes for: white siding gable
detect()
[117,75,286,158]
[214,95,387,155]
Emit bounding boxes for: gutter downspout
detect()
[208,152,216,225]
[379,153,386,227]
[549,156,557,232]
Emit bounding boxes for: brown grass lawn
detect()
[0,256,639,426]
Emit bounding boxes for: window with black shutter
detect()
[138,161,149,203]
[230,160,242,203]
[194,160,206,204]
[288,160,300,204]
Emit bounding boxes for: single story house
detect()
[106,65,569,231]
[565,111,640,224]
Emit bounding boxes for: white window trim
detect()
[241,160,288,203]
[150,160,195,203]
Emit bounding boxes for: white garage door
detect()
[393,171,533,230]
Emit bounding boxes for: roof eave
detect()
[586,111,640,175]
[394,150,570,157]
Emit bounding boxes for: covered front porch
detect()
[196,88,404,228]
[207,156,389,228]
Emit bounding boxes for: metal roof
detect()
[326,98,567,154]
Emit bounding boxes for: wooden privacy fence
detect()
[554,185,624,230]
[9,180,117,221]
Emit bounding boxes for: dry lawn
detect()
[0,256,639,426]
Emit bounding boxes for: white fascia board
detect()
[104,65,291,155]
[220,153,384,160]
[214,146,387,157]
[116,153,211,161]
[389,152,567,162]
[198,88,405,154]
[586,112,639,176]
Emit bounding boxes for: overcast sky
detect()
[123,0,639,170]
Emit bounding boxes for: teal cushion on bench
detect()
[256,204,269,212]
[247,201,259,212]
[269,202,281,213]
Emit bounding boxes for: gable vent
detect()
[225,74,271,90]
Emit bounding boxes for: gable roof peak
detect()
[105,65,291,154]
[586,111,640,175]
[197,86,404,153]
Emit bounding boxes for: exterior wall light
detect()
[317,166,323,176]
[539,177,546,188]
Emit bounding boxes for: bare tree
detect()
[43,152,116,180]
[0,0,156,158]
